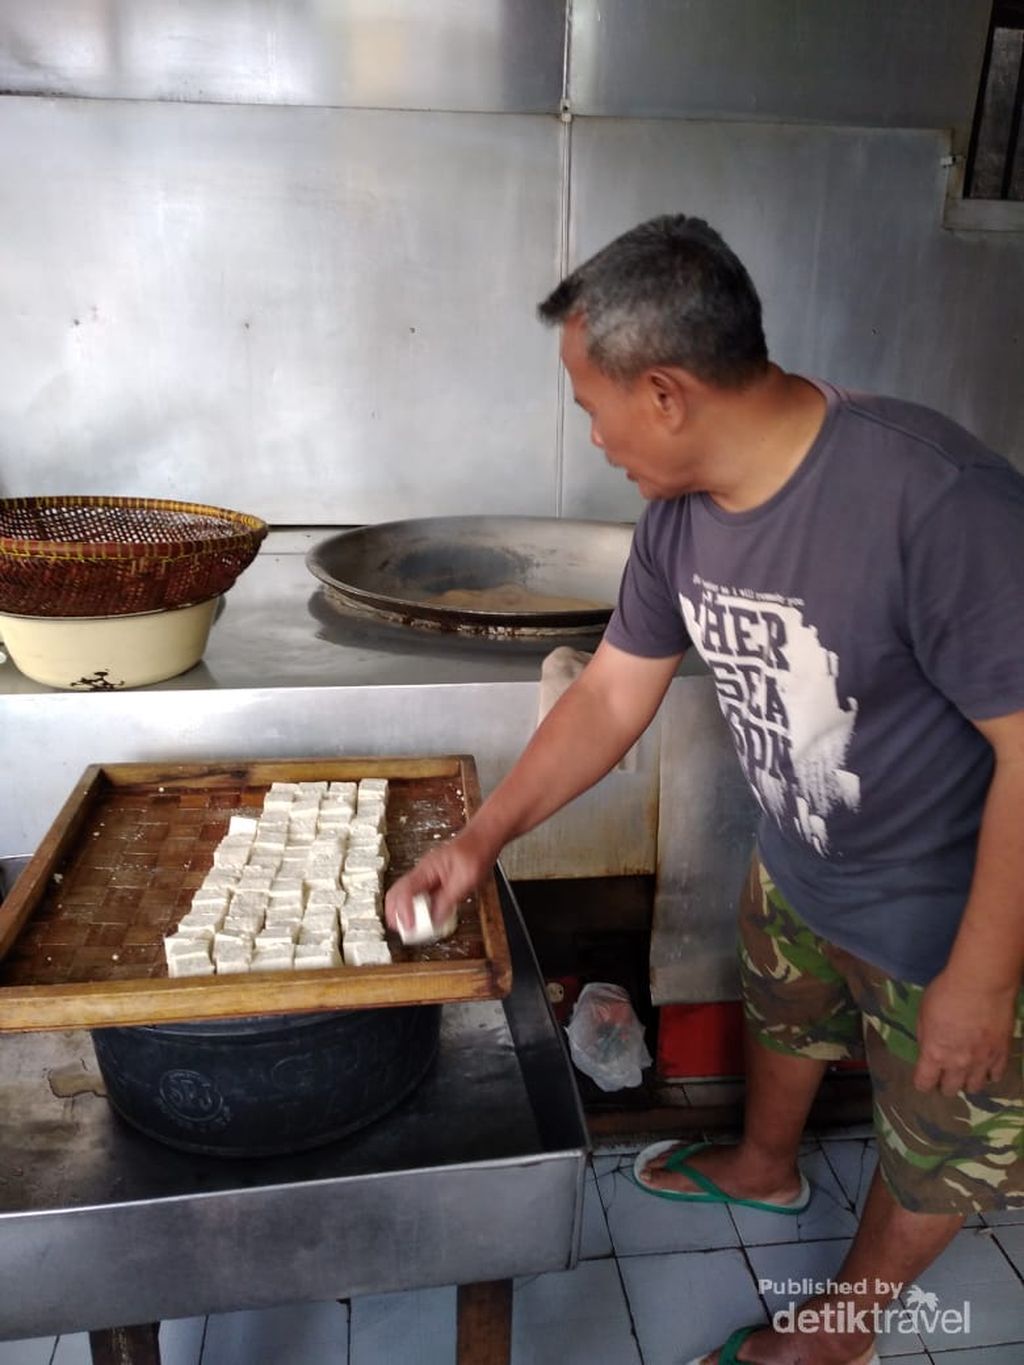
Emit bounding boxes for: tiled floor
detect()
[3,1135,1021,1364]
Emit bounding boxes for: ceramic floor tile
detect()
[932,1347,1024,1364]
[0,1339,56,1365]
[820,1139,878,1213]
[745,1238,926,1357]
[730,1149,860,1246]
[595,1157,739,1256]
[991,1223,1024,1277]
[349,1287,455,1365]
[982,1206,1024,1227]
[909,1226,1024,1351]
[618,1247,766,1365]
[200,1300,348,1365]
[592,1153,632,1181]
[511,1260,641,1365]
[159,1316,207,1365]
[49,1338,89,1364]
[579,1171,614,1259]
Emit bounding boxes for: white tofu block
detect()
[237,869,274,891]
[299,928,339,949]
[214,930,254,953]
[286,829,316,847]
[398,893,459,946]
[340,907,381,934]
[279,854,310,873]
[230,890,269,914]
[328,781,357,801]
[228,813,261,836]
[256,818,289,838]
[342,894,382,920]
[174,917,219,940]
[223,913,264,936]
[344,850,386,874]
[165,932,211,956]
[306,887,346,910]
[215,957,251,975]
[351,810,386,836]
[300,904,338,925]
[182,900,226,923]
[311,832,346,852]
[343,921,385,942]
[191,887,229,911]
[246,854,282,875]
[263,918,302,940]
[257,926,299,947]
[297,781,329,797]
[295,942,341,968]
[343,939,392,967]
[358,778,389,799]
[251,947,294,971]
[347,827,386,849]
[251,834,286,854]
[263,784,298,811]
[268,882,304,906]
[318,798,352,815]
[168,953,216,977]
[202,869,240,892]
[344,880,381,901]
[213,841,252,871]
[304,867,341,892]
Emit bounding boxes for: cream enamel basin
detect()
[0,597,218,690]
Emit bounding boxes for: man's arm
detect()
[914,708,1024,1096]
[385,639,682,933]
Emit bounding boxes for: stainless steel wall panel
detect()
[560,119,1024,522]
[0,682,659,881]
[0,98,563,521]
[570,0,989,131]
[651,677,758,1004]
[0,0,566,113]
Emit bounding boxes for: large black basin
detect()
[91,1005,441,1158]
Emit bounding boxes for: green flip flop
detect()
[684,1324,760,1365]
[686,1325,881,1365]
[631,1140,812,1214]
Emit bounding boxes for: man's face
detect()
[560,316,688,500]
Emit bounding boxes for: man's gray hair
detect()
[538,215,768,389]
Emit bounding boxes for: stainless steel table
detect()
[0,867,588,1363]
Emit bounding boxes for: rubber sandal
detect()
[685,1325,880,1365]
[684,1324,759,1365]
[632,1140,812,1214]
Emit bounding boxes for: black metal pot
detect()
[91,1005,441,1158]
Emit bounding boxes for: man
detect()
[385,215,1024,1365]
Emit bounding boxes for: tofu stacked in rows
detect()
[164,779,392,977]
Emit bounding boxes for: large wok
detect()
[306,516,635,639]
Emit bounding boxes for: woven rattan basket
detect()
[0,496,268,617]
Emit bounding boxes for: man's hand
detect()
[913,968,1017,1096]
[384,826,497,939]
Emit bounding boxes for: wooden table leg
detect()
[456,1280,513,1365]
[88,1323,161,1365]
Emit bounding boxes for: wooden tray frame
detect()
[0,756,512,1031]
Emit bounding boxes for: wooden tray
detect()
[0,756,512,1031]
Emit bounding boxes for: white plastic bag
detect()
[565,982,652,1091]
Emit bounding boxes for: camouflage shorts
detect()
[739,861,1024,1216]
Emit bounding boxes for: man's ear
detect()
[647,368,687,431]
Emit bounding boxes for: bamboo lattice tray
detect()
[0,757,511,1031]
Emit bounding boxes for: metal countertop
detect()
[0,540,607,696]
[0,869,589,1340]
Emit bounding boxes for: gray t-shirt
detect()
[604,380,1024,983]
